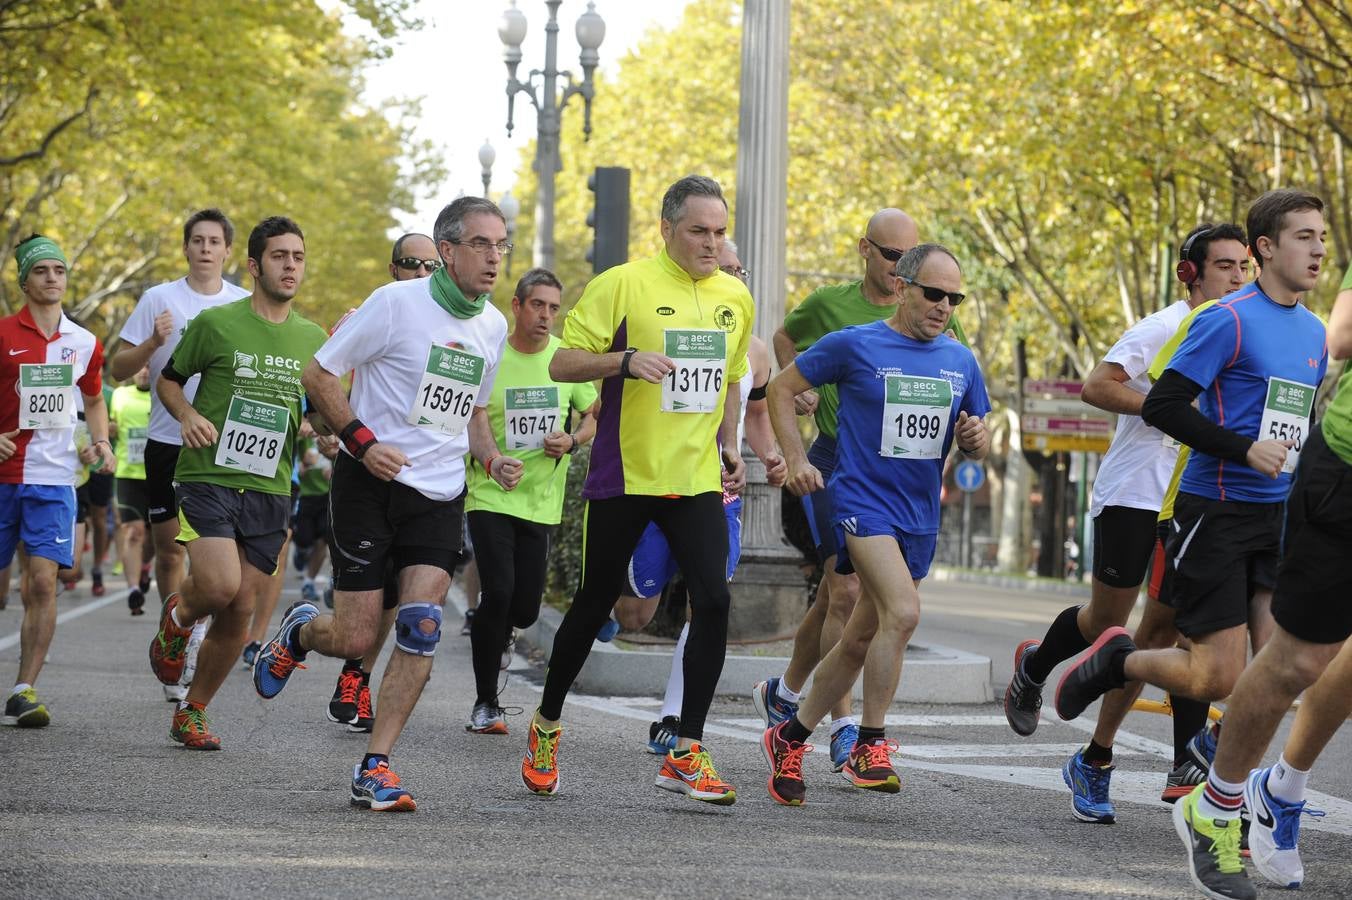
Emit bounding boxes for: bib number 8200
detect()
[28,393,65,414]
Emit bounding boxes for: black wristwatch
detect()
[620,347,639,378]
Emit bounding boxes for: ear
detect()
[858,237,869,260]
[660,218,673,244]
[246,257,261,280]
[1255,234,1274,262]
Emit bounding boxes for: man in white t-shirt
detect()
[256,197,522,812]
[112,209,249,607]
[1002,222,1250,823]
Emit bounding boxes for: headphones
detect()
[1175,226,1214,285]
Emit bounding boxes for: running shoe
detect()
[351,761,416,812]
[1,687,50,727]
[148,593,194,685]
[252,601,317,699]
[348,681,375,734]
[138,563,152,594]
[1004,639,1044,736]
[240,640,262,670]
[128,587,146,616]
[91,570,105,596]
[761,721,813,806]
[292,543,311,572]
[1162,757,1208,803]
[1063,748,1116,824]
[596,617,620,643]
[182,622,204,686]
[466,701,508,735]
[460,608,475,637]
[1054,626,1134,721]
[830,722,859,773]
[647,716,680,755]
[163,683,187,703]
[655,743,737,805]
[327,667,361,724]
[170,702,221,750]
[501,630,516,670]
[300,580,319,604]
[752,676,798,729]
[1185,721,1220,772]
[522,720,562,796]
[1244,766,1325,889]
[1172,784,1256,900]
[845,739,901,792]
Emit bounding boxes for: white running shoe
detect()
[1244,766,1324,889]
[163,683,188,702]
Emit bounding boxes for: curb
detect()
[929,565,1092,598]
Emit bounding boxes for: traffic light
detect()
[586,166,630,275]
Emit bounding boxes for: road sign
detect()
[1021,378,1113,453]
[955,459,985,492]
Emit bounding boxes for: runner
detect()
[521,175,753,804]
[145,216,327,750]
[464,266,597,735]
[1000,222,1249,823]
[1049,189,1328,900]
[1,234,115,727]
[760,243,989,806]
[109,365,155,614]
[261,196,517,811]
[293,434,334,605]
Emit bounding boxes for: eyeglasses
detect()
[449,238,514,255]
[720,264,750,281]
[394,257,443,272]
[865,235,905,263]
[901,277,965,307]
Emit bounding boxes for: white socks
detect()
[776,678,802,704]
[1268,755,1310,805]
[659,623,689,720]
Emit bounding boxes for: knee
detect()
[24,571,57,603]
[828,578,860,619]
[838,629,874,663]
[1193,666,1243,702]
[333,632,374,661]
[877,604,920,640]
[394,602,443,657]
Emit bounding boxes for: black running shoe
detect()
[128,587,146,616]
[1054,626,1134,721]
[1004,639,1043,736]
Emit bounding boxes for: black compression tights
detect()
[467,510,551,705]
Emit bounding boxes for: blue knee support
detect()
[394,602,443,656]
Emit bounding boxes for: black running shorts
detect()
[175,480,290,575]
[293,493,330,549]
[116,478,151,526]
[143,438,182,524]
[1091,505,1159,588]
[86,471,113,508]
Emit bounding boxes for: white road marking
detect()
[0,589,128,652]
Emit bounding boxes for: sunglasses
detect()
[720,264,750,280]
[901,277,965,307]
[865,235,905,263]
[395,257,443,272]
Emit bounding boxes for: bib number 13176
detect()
[880,375,953,459]
[661,329,726,413]
[409,345,484,436]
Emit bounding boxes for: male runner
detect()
[265,197,518,811]
[1002,222,1249,823]
[760,243,989,805]
[145,216,327,750]
[464,267,597,735]
[1,234,115,727]
[521,175,753,804]
[109,364,155,613]
[293,435,333,604]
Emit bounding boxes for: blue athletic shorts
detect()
[800,434,840,563]
[0,483,78,569]
[834,514,937,582]
[626,496,742,599]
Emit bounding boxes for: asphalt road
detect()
[2,575,1349,899]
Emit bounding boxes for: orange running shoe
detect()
[655,742,737,805]
[149,593,194,685]
[761,721,813,806]
[521,720,562,796]
[845,738,901,793]
[170,702,221,751]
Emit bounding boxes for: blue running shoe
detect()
[647,715,679,755]
[1244,766,1325,888]
[596,617,620,642]
[301,581,319,604]
[830,722,859,773]
[253,601,318,699]
[1063,748,1116,824]
[350,761,416,812]
[1184,720,1219,772]
[751,677,798,728]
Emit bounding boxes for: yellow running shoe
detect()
[656,742,737,805]
[522,720,561,796]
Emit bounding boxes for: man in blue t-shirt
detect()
[759,243,990,807]
[1052,189,1329,900]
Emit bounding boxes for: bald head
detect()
[858,208,920,302]
[866,208,918,250]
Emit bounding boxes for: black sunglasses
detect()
[865,235,905,263]
[901,277,965,307]
[395,257,443,272]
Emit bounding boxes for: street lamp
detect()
[500,191,522,276]
[498,0,605,271]
[478,139,497,199]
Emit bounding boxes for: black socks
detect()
[1025,605,1089,684]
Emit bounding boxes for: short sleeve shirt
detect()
[109,384,152,480]
[795,321,990,535]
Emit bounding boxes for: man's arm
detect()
[111,309,174,381]
[1142,370,1291,478]
[1330,288,1352,360]
[300,357,409,482]
[572,403,598,446]
[1080,360,1144,415]
[719,384,745,495]
[80,392,116,474]
[543,399,598,458]
[549,347,673,384]
[772,323,818,416]
[745,336,785,485]
[767,364,821,496]
[468,405,522,490]
[156,375,217,448]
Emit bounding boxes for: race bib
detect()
[126,426,148,466]
[1259,377,1315,474]
[504,385,560,451]
[661,330,726,413]
[880,375,953,459]
[19,364,76,430]
[409,345,483,436]
[215,396,289,477]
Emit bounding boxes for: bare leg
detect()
[613,594,660,632]
[461,559,479,612]
[16,557,59,686]
[184,546,270,707]
[367,565,451,757]
[361,607,396,674]
[89,503,110,575]
[305,539,328,580]
[818,568,860,718]
[1122,625,1250,701]
[248,535,290,644]
[1091,595,1179,747]
[1281,637,1352,770]
[117,521,147,590]
[58,521,86,584]
[781,576,829,691]
[151,518,187,601]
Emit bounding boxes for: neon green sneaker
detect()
[2,687,50,727]
[1172,784,1256,900]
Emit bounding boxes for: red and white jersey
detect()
[0,306,104,485]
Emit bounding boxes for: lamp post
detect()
[498,0,605,271]
[478,139,497,198]
[500,191,522,277]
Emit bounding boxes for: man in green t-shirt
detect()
[146,216,328,751]
[109,365,154,614]
[464,268,597,735]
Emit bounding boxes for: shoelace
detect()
[855,739,899,772]
[685,749,727,787]
[776,738,814,780]
[178,706,210,735]
[336,671,360,704]
[531,726,560,771]
[266,641,306,678]
[363,762,400,787]
[1207,813,1246,874]
[354,685,373,718]
[1010,668,1042,711]
[1272,799,1326,848]
[1079,757,1113,800]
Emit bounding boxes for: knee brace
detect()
[394,602,443,656]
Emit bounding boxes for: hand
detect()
[542,430,572,459]
[362,443,410,482]
[491,454,524,491]
[298,418,316,439]
[94,441,116,474]
[1246,438,1294,479]
[955,411,988,456]
[627,351,675,384]
[763,451,788,488]
[152,310,175,347]
[721,449,746,496]
[794,389,819,416]
[315,434,340,459]
[0,429,18,463]
[785,459,824,497]
[180,411,218,449]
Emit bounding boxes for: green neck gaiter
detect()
[429,267,487,319]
